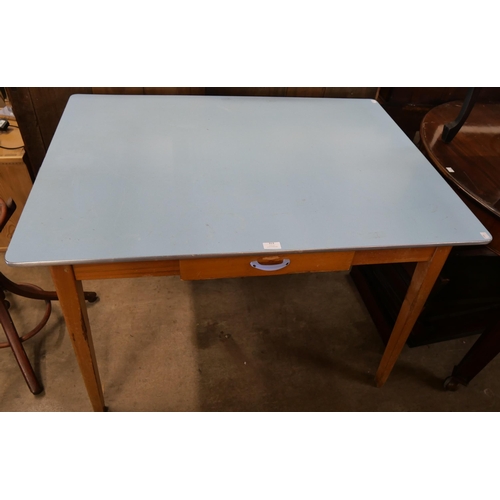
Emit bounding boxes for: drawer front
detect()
[179,251,355,280]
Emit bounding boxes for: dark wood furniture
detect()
[444,316,500,390]
[352,91,500,389]
[0,116,33,251]
[421,99,500,389]
[421,100,500,253]
[0,198,98,394]
[377,87,500,141]
[350,247,500,347]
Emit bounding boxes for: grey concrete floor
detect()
[1,255,500,411]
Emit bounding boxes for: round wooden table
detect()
[421,101,500,256]
[421,101,500,389]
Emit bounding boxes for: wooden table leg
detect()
[375,246,452,387]
[50,265,105,411]
[446,317,500,389]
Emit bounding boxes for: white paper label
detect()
[263,242,281,249]
[446,167,455,173]
[480,232,490,240]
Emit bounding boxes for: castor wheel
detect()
[85,293,99,303]
[444,376,461,391]
[3,300,10,310]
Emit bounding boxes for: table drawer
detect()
[179,251,355,280]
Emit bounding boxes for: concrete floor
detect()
[1,256,500,412]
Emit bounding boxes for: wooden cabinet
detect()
[0,119,33,251]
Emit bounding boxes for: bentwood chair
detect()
[0,197,98,394]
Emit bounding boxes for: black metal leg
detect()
[442,88,482,143]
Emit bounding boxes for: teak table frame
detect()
[50,245,451,412]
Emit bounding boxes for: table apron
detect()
[72,247,437,281]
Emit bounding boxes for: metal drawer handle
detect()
[250,259,290,271]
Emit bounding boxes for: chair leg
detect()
[441,87,482,143]
[0,272,97,395]
[0,292,43,394]
[0,272,98,302]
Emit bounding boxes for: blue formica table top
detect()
[6,94,491,267]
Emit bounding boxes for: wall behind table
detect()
[6,87,378,179]
[13,86,500,180]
